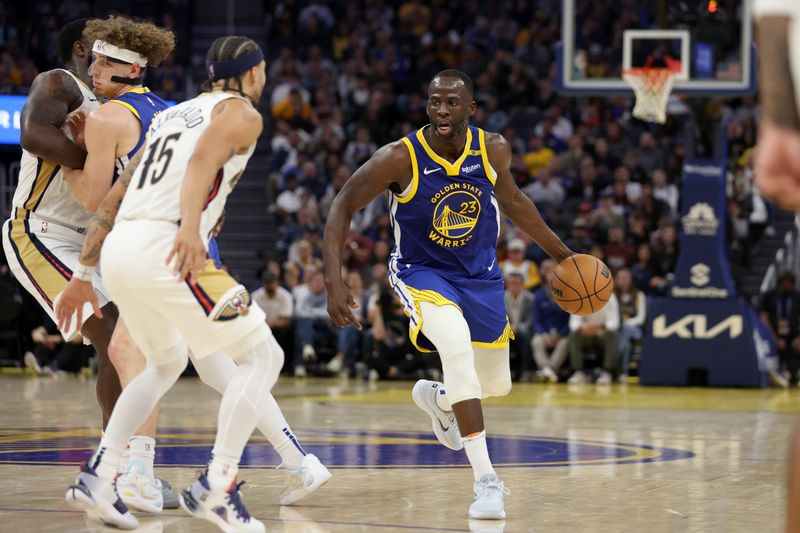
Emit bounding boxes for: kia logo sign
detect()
[652,314,743,339]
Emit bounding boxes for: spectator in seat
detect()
[504,273,533,380]
[293,271,335,377]
[604,226,634,272]
[251,271,294,363]
[614,268,646,382]
[24,315,94,375]
[326,271,366,377]
[501,238,541,290]
[759,271,800,387]
[566,292,620,385]
[522,165,565,210]
[522,135,555,178]
[529,259,570,383]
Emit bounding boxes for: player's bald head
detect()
[429,69,474,99]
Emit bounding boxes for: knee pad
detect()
[474,345,512,398]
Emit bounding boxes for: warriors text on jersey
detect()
[387,125,511,352]
[389,125,501,279]
[11,69,99,231]
[116,91,256,244]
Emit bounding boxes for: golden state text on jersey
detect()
[389,125,500,280]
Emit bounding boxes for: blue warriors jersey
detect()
[388,125,511,352]
[389,125,501,280]
[108,87,169,179]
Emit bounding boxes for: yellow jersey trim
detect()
[25,159,60,212]
[127,87,151,94]
[478,128,496,186]
[415,126,472,176]
[404,285,462,353]
[472,320,514,348]
[108,100,141,120]
[397,138,419,204]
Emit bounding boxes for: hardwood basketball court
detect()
[0,374,794,532]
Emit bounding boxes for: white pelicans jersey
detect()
[11,69,100,230]
[116,91,255,244]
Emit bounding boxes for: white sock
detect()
[434,384,452,411]
[261,394,306,470]
[126,435,156,479]
[463,431,495,481]
[207,450,239,490]
[192,350,305,469]
[90,441,125,481]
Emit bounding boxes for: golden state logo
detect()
[429,183,482,248]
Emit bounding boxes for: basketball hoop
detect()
[623,66,680,124]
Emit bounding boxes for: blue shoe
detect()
[65,464,138,529]
[180,472,264,533]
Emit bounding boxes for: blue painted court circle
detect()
[0,427,694,468]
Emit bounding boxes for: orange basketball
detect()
[549,254,614,316]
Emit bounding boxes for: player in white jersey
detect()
[60,15,177,513]
[57,36,329,532]
[1,18,123,431]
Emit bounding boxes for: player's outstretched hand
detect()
[167,226,207,281]
[55,278,101,333]
[755,121,800,211]
[327,280,362,330]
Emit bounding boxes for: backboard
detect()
[557,0,755,95]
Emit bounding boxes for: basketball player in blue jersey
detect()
[324,69,574,519]
[60,15,178,513]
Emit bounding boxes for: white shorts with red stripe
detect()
[100,219,266,360]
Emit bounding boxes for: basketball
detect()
[550,254,614,316]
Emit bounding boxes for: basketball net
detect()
[623,67,680,124]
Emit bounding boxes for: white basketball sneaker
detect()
[117,464,163,513]
[468,474,509,520]
[180,472,264,533]
[65,464,138,530]
[412,379,462,451]
[279,453,332,505]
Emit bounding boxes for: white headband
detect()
[92,40,148,66]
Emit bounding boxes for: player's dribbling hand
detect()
[55,278,102,333]
[167,226,207,281]
[327,281,362,330]
[755,121,800,211]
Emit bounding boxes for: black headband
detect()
[206,48,264,82]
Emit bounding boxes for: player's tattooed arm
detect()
[757,16,800,131]
[488,132,574,263]
[79,149,144,266]
[323,141,411,328]
[20,70,88,168]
